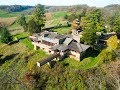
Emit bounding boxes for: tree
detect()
[0,26,12,44]
[82,29,98,45]
[17,14,27,31]
[109,13,120,34]
[33,4,45,31]
[81,9,106,45]
[28,19,40,34]
[64,14,68,20]
[27,4,45,34]
[107,35,119,50]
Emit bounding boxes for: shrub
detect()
[97,49,116,64]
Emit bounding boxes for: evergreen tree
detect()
[17,14,27,31]
[27,4,45,34]
[0,27,12,44]
[82,9,106,45]
[28,19,39,34]
[33,4,45,31]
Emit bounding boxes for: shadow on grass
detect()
[0,53,19,65]
[81,48,100,60]
[0,55,3,58]
[8,37,27,45]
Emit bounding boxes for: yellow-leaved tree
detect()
[107,35,119,50]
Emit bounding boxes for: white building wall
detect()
[69,51,80,61]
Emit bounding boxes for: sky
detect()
[0,0,120,7]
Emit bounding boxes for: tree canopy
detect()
[17,14,27,31]
[108,13,120,34]
[81,9,106,45]
[27,4,45,34]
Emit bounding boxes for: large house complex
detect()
[30,31,90,62]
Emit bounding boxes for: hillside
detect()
[0,4,120,90]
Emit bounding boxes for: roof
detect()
[41,31,66,40]
[50,44,68,51]
[63,38,73,45]
[68,41,90,53]
[100,34,116,41]
[55,34,66,39]
[51,40,90,53]
[57,45,68,51]
[37,53,60,67]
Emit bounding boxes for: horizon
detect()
[0,0,120,7]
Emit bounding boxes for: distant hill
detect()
[103,4,120,14]
[0,5,34,12]
[0,4,120,18]
[45,4,89,12]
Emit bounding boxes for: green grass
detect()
[14,32,34,50]
[0,10,22,18]
[79,57,99,69]
[61,57,99,70]
[20,38,34,50]
[14,32,29,39]
[61,58,81,69]
[52,11,67,19]
[54,27,71,34]
[45,11,68,28]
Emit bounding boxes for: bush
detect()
[97,49,116,64]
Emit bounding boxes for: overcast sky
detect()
[0,0,120,7]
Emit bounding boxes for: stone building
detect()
[30,31,90,62]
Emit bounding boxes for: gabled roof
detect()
[51,40,90,53]
[57,45,68,51]
[63,38,73,45]
[50,44,68,51]
[68,41,90,53]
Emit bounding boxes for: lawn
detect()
[52,11,67,19]
[53,27,71,34]
[61,57,99,70]
[14,32,34,50]
[45,11,68,28]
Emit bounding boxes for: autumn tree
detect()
[107,35,119,50]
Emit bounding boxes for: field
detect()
[0,10,21,18]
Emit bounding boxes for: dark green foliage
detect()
[27,4,45,34]
[17,14,28,31]
[64,14,68,19]
[82,29,98,45]
[28,19,41,34]
[0,26,12,44]
[82,9,106,45]
[33,4,45,30]
[108,13,120,33]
